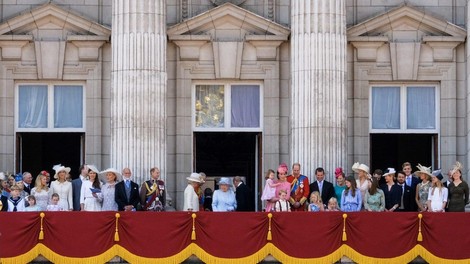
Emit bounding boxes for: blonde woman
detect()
[31,171,53,211]
[50,165,73,211]
[415,164,432,212]
[427,173,448,212]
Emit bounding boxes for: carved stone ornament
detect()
[211,0,246,6]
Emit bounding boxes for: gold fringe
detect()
[342,213,347,241]
[191,213,197,241]
[38,212,45,240]
[417,213,423,242]
[3,243,470,264]
[114,213,120,242]
[267,213,272,241]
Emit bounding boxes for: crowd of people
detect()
[260,161,469,213]
[0,165,166,212]
[1,160,468,213]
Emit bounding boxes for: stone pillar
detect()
[290,0,347,181]
[111,0,167,184]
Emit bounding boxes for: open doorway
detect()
[16,133,84,180]
[194,132,261,210]
[370,133,438,172]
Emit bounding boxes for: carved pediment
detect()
[0,3,110,79]
[168,3,290,39]
[347,4,466,39]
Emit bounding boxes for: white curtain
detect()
[18,85,48,128]
[54,85,83,128]
[371,87,400,129]
[231,85,260,128]
[407,87,435,129]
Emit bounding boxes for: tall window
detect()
[17,84,84,131]
[370,85,438,133]
[194,83,262,131]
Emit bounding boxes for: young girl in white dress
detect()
[427,174,448,212]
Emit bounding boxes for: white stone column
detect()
[111,0,167,184]
[290,0,347,181]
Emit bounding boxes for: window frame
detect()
[192,81,263,132]
[15,82,86,132]
[369,83,440,134]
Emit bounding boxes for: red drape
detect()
[1,211,470,262]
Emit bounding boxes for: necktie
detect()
[406,176,411,186]
[318,181,323,195]
[125,180,131,202]
[125,180,130,189]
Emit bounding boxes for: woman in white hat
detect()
[414,164,432,212]
[50,165,73,211]
[212,177,237,212]
[80,165,102,211]
[352,162,371,207]
[183,173,202,211]
[98,168,121,211]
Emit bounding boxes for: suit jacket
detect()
[309,180,335,207]
[23,183,32,195]
[381,184,403,210]
[397,183,414,212]
[71,177,83,211]
[406,176,420,211]
[115,180,141,211]
[0,195,8,211]
[235,182,253,211]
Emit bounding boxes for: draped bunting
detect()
[1,212,470,263]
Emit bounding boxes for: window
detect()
[370,84,438,133]
[16,84,85,131]
[194,83,262,131]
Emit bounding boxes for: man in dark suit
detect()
[402,162,420,211]
[309,167,335,207]
[22,172,33,195]
[72,164,88,211]
[396,171,414,211]
[115,168,141,211]
[233,176,254,211]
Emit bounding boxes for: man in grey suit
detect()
[72,164,88,211]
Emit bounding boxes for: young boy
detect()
[7,186,25,212]
[274,189,291,212]
[46,193,63,211]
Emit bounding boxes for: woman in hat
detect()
[31,171,53,211]
[183,173,202,211]
[80,165,102,211]
[364,177,385,212]
[334,168,346,209]
[427,172,448,212]
[341,176,362,212]
[212,177,237,212]
[99,168,121,211]
[415,164,432,212]
[352,162,370,207]
[447,162,469,212]
[51,165,73,211]
[381,168,401,212]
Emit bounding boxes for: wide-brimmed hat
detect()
[0,172,5,181]
[431,169,443,181]
[218,177,232,186]
[99,168,122,182]
[383,168,396,177]
[414,164,432,177]
[87,165,100,174]
[186,173,202,183]
[52,164,71,179]
[352,162,371,178]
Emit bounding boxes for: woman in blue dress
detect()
[341,176,362,212]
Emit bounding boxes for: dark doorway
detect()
[17,133,84,180]
[194,132,260,210]
[370,134,438,173]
